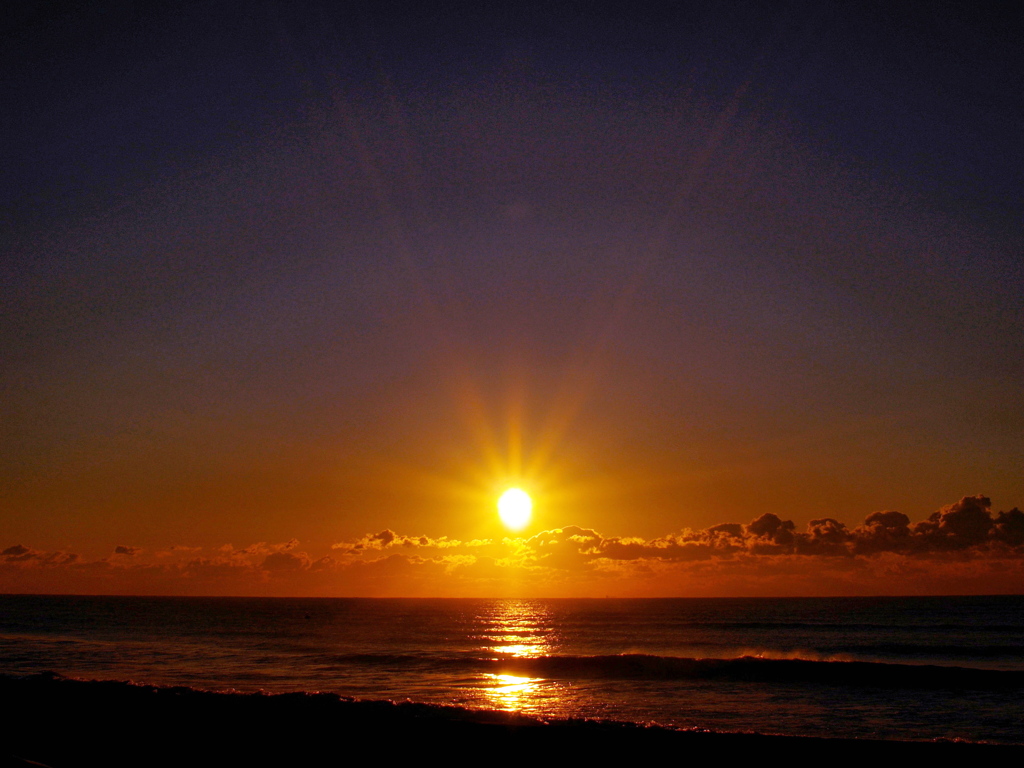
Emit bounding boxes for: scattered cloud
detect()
[2,544,33,560]
[331,531,472,554]
[3,496,1022,597]
[2,544,77,566]
[261,551,311,572]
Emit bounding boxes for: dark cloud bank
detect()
[559,495,1024,563]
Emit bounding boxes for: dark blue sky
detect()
[5,2,1021,225]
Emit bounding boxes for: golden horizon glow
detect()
[498,488,533,530]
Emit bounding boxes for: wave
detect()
[600,621,1024,633]
[504,654,1024,689]
[829,643,1024,658]
[322,651,1024,690]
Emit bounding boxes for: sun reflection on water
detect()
[472,600,564,713]
[481,673,547,711]
[476,600,556,658]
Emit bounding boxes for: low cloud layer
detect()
[326,495,1024,565]
[3,496,1023,597]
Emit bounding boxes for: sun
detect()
[498,488,533,530]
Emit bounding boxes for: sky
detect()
[2,0,1023,596]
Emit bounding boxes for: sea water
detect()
[2,595,1022,744]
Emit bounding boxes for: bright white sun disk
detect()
[498,488,533,530]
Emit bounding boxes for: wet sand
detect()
[3,674,1020,766]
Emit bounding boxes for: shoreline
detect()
[3,674,1022,766]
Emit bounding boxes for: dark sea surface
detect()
[2,595,1022,745]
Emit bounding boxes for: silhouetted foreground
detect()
[3,674,1020,767]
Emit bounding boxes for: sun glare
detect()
[498,488,533,530]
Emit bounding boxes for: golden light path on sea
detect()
[475,600,560,713]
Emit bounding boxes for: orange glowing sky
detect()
[2,2,1023,597]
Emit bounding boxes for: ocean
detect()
[2,594,1022,746]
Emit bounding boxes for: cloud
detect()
[332,530,473,554]
[321,496,1024,580]
[852,511,912,554]
[521,526,604,570]
[909,495,997,550]
[3,496,1022,597]
[2,544,34,561]
[1,544,76,566]
[993,508,1024,547]
[155,545,202,559]
[746,513,796,548]
[261,551,310,572]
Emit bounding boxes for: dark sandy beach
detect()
[3,674,1020,767]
